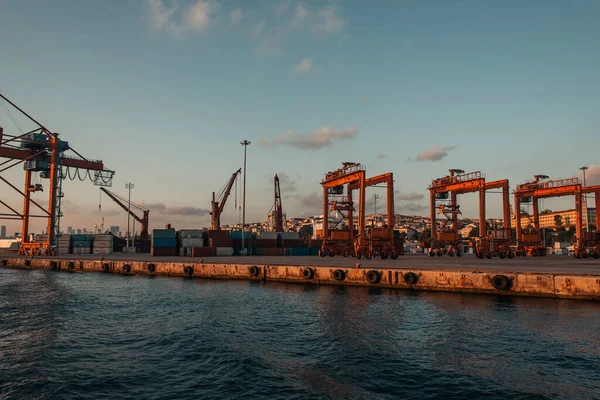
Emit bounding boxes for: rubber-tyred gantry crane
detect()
[100,187,149,240]
[211,168,241,230]
[429,169,512,258]
[348,172,398,259]
[514,175,600,258]
[320,162,366,257]
[0,93,114,255]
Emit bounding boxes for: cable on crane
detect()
[1,99,25,135]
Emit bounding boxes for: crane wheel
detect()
[456,251,462,257]
[486,253,492,259]
[390,251,399,260]
[436,250,443,257]
[428,250,435,257]
[333,269,346,281]
[366,270,381,284]
[498,252,506,260]
[448,250,454,257]
[582,252,589,259]
[507,252,515,259]
[477,252,484,259]
[343,251,349,257]
[403,272,419,285]
[328,250,335,257]
[356,251,362,260]
[491,274,513,291]
[381,252,388,260]
[318,250,326,257]
[365,251,372,260]
[593,252,600,259]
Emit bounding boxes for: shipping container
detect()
[152,237,177,248]
[152,229,176,239]
[281,239,307,248]
[257,232,278,240]
[151,247,177,257]
[216,247,234,256]
[254,239,278,248]
[209,237,233,247]
[262,248,285,256]
[178,229,204,239]
[287,247,310,256]
[192,246,217,257]
[280,232,300,240]
[330,230,350,241]
[181,238,204,248]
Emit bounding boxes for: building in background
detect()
[512,208,596,230]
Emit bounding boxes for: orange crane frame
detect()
[100,187,149,240]
[348,172,397,259]
[514,176,600,257]
[0,93,113,255]
[320,162,366,257]
[273,174,284,232]
[211,168,241,230]
[429,169,511,258]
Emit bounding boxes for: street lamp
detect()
[240,140,251,255]
[580,166,589,232]
[125,182,134,248]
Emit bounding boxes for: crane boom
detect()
[211,168,241,230]
[274,174,284,232]
[100,187,149,240]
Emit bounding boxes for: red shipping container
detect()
[282,239,308,248]
[254,239,278,248]
[209,237,233,247]
[151,247,177,257]
[262,248,285,256]
[192,246,217,257]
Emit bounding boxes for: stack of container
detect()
[230,231,253,255]
[254,231,279,255]
[72,234,93,255]
[151,229,177,256]
[208,230,233,257]
[93,234,113,255]
[280,231,309,256]
[57,235,72,255]
[178,229,204,257]
[308,239,323,256]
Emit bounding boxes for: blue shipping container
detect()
[153,229,176,239]
[288,247,311,256]
[152,237,177,248]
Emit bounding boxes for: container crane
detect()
[211,168,241,230]
[99,187,149,240]
[270,174,284,232]
[0,93,114,255]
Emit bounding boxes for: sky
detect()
[0,0,599,234]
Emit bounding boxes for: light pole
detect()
[372,193,379,227]
[125,182,134,248]
[580,166,589,232]
[240,140,251,255]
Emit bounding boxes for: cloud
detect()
[259,126,357,150]
[413,145,457,162]
[230,8,243,25]
[396,191,425,201]
[253,3,346,55]
[299,193,321,210]
[143,202,209,216]
[376,153,386,160]
[294,58,313,73]
[145,0,213,35]
[582,165,600,185]
[265,173,298,194]
[397,203,428,214]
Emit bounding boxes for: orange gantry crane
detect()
[100,187,149,240]
[0,93,113,255]
[348,172,398,259]
[429,169,512,258]
[210,168,241,230]
[514,175,600,258]
[320,162,366,257]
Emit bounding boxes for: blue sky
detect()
[1,0,599,233]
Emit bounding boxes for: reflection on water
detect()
[1,268,599,399]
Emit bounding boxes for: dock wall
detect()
[2,257,599,300]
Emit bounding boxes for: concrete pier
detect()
[2,255,600,301]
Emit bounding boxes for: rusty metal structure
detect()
[271,174,284,232]
[0,93,113,255]
[429,169,511,258]
[100,188,149,240]
[210,168,241,230]
[320,162,366,257]
[349,172,397,259]
[514,175,600,258]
